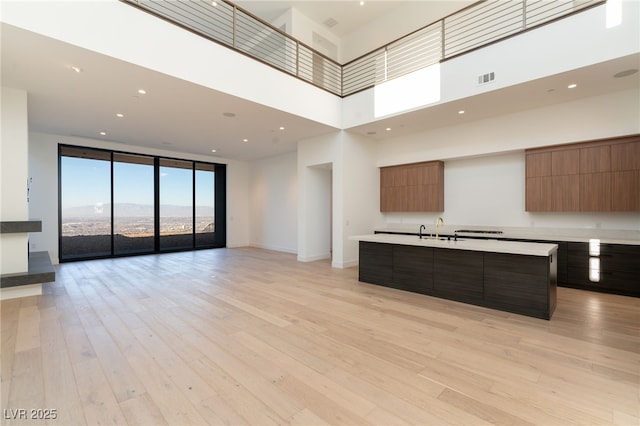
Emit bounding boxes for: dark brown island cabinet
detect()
[357,238,557,320]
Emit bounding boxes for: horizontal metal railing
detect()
[121,0,605,97]
[344,0,604,96]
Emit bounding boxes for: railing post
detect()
[440,19,445,60]
[296,42,299,78]
[232,5,236,48]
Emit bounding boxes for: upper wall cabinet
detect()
[526,135,640,212]
[380,161,444,212]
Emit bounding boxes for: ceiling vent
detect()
[478,72,495,85]
[323,17,338,28]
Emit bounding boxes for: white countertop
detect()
[373,224,640,245]
[350,234,557,256]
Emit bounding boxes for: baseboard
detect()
[226,243,249,248]
[297,253,331,262]
[1,284,42,301]
[250,243,297,255]
[332,259,358,269]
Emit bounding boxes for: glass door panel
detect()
[60,147,112,259]
[113,153,155,255]
[195,163,216,247]
[159,159,193,251]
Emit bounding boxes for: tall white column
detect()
[1,87,30,275]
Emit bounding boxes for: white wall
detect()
[376,90,640,232]
[272,8,341,62]
[340,1,475,63]
[28,132,251,263]
[2,0,342,128]
[343,1,639,128]
[383,151,640,231]
[377,89,640,165]
[339,132,380,267]
[249,151,298,253]
[1,87,29,274]
[296,130,379,267]
[297,132,340,263]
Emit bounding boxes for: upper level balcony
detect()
[1,0,638,159]
[121,0,610,97]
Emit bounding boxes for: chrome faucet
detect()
[419,224,426,239]
[435,217,444,240]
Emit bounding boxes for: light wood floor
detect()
[2,248,639,425]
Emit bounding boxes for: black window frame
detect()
[58,144,226,262]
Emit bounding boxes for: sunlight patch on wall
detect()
[374,63,441,118]
[606,0,622,28]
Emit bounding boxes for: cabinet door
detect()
[380,167,408,211]
[484,252,552,319]
[552,149,579,175]
[380,162,444,212]
[611,141,640,171]
[526,152,551,177]
[359,242,393,286]
[551,175,580,211]
[612,171,640,211]
[557,242,568,284]
[567,242,591,286]
[526,176,553,211]
[599,244,640,295]
[393,245,433,295]
[380,186,408,212]
[380,166,407,186]
[433,249,483,305]
[580,173,611,211]
[580,145,611,173]
[567,242,640,296]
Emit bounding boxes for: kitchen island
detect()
[350,234,558,320]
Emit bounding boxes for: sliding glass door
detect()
[159,159,193,251]
[60,147,112,259]
[195,163,216,248]
[59,145,226,261]
[113,153,155,255]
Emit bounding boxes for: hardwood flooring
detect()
[1,247,639,425]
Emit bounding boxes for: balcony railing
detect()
[122,0,605,97]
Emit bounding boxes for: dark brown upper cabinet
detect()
[380,161,444,212]
[526,135,640,212]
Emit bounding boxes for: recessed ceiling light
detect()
[71,66,82,73]
[137,89,146,95]
[212,0,217,5]
[223,112,236,118]
[458,110,465,114]
[99,131,106,136]
[242,138,248,142]
[614,69,638,78]
[279,126,285,130]
[116,113,124,118]
[568,83,577,89]
[385,127,392,131]
[211,149,217,153]
[360,1,365,5]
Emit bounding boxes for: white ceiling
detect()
[2,2,639,162]
[1,23,343,161]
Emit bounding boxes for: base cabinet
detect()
[484,253,556,319]
[433,249,483,305]
[359,242,393,287]
[567,242,640,296]
[393,245,433,295]
[358,241,556,319]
